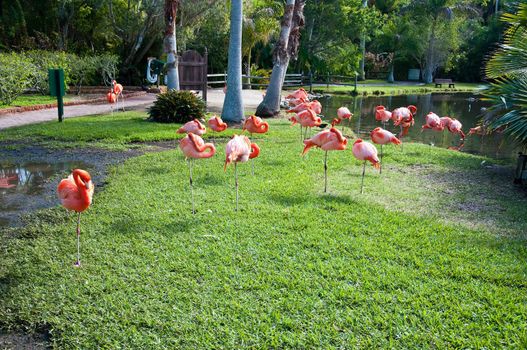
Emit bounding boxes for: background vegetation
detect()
[0,0,515,84]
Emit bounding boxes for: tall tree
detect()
[221,0,244,123]
[164,0,180,90]
[255,0,297,118]
[358,0,368,80]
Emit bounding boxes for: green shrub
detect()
[69,54,99,95]
[148,90,206,123]
[96,54,119,86]
[0,52,35,105]
[26,50,71,95]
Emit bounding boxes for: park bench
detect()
[434,78,455,88]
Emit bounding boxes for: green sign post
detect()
[48,68,65,122]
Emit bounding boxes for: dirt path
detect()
[0,89,268,130]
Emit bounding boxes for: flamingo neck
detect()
[73,171,90,204]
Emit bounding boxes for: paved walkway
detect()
[0,89,267,130]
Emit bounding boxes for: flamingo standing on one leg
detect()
[224,135,260,211]
[179,133,216,214]
[337,106,353,131]
[243,115,269,175]
[207,115,228,143]
[57,169,95,267]
[302,127,348,193]
[352,139,380,194]
[112,80,124,111]
[177,119,207,136]
[370,127,401,174]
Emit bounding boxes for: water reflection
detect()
[319,93,516,159]
[0,161,89,227]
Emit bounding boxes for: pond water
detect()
[318,93,517,160]
[0,161,89,227]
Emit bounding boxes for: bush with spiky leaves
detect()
[483,4,527,150]
[148,90,206,123]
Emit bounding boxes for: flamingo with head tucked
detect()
[302,127,348,192]
[370,127,401,174]
[243,115,268,174]
[337,106,353,131]
[290,109,322,140]
[207,115,228,143]
[179,133,216,213]
[375,106,392,124]
[177,119,207,136]
[285,88,309,101]
[224,135,260,211]
[57,169,95,267]
[352,139,380,194]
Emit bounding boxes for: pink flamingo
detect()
[337,106,353,130]
[370,127,401,174]
[112,80,124,111]
[291,109,322,140]
[446,118,465,150]
[286,100,322,114]
[243,115,268,174]
[107,90,117,114]
[0,175,18,189]
[302,127,348,192]
[177,119,207,136]
[375,106,392,124]
[352,139,380,194]
[57,169,94,267]
[285,88,309,101]
[224,135,260,211]
[422,112,441,130]
[179,133,216,213]
[392,105,417,139]
[207,115,228,143]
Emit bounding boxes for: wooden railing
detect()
[206,72,361,91]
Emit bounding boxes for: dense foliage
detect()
[0,0,511,84]
[484,3,527,149]
[0,51,118,105]
[148,90,206,123]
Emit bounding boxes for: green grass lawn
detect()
[1,114,526,348]
[0,94,73,109]
[309,82,486,96]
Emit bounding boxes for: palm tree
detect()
[256,0,304,118]
[242,6,278,89]
[483,3,527,149]
[221,0,244,123]
[164,0,180,90]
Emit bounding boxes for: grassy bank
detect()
[0,94,73,109]
[1,115,526,348]
[309,82,486,96]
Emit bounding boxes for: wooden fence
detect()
[205,72,359,91]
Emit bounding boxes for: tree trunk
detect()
[255,0,297,117]
[164,0,180,90]
[221,0,244,123]
[423,18,437,84]
[358,0,368,81]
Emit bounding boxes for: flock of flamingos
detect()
[58,87,470,266]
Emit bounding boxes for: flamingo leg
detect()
[74,212,81,267]
[120,93,125,111]
[324,151,328,193]
[360,160,366,194]
[304,126,308,141]
[380,144,383,175]
[189,159,195,214]
[235,162,239,212]
[300,125,302,142]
